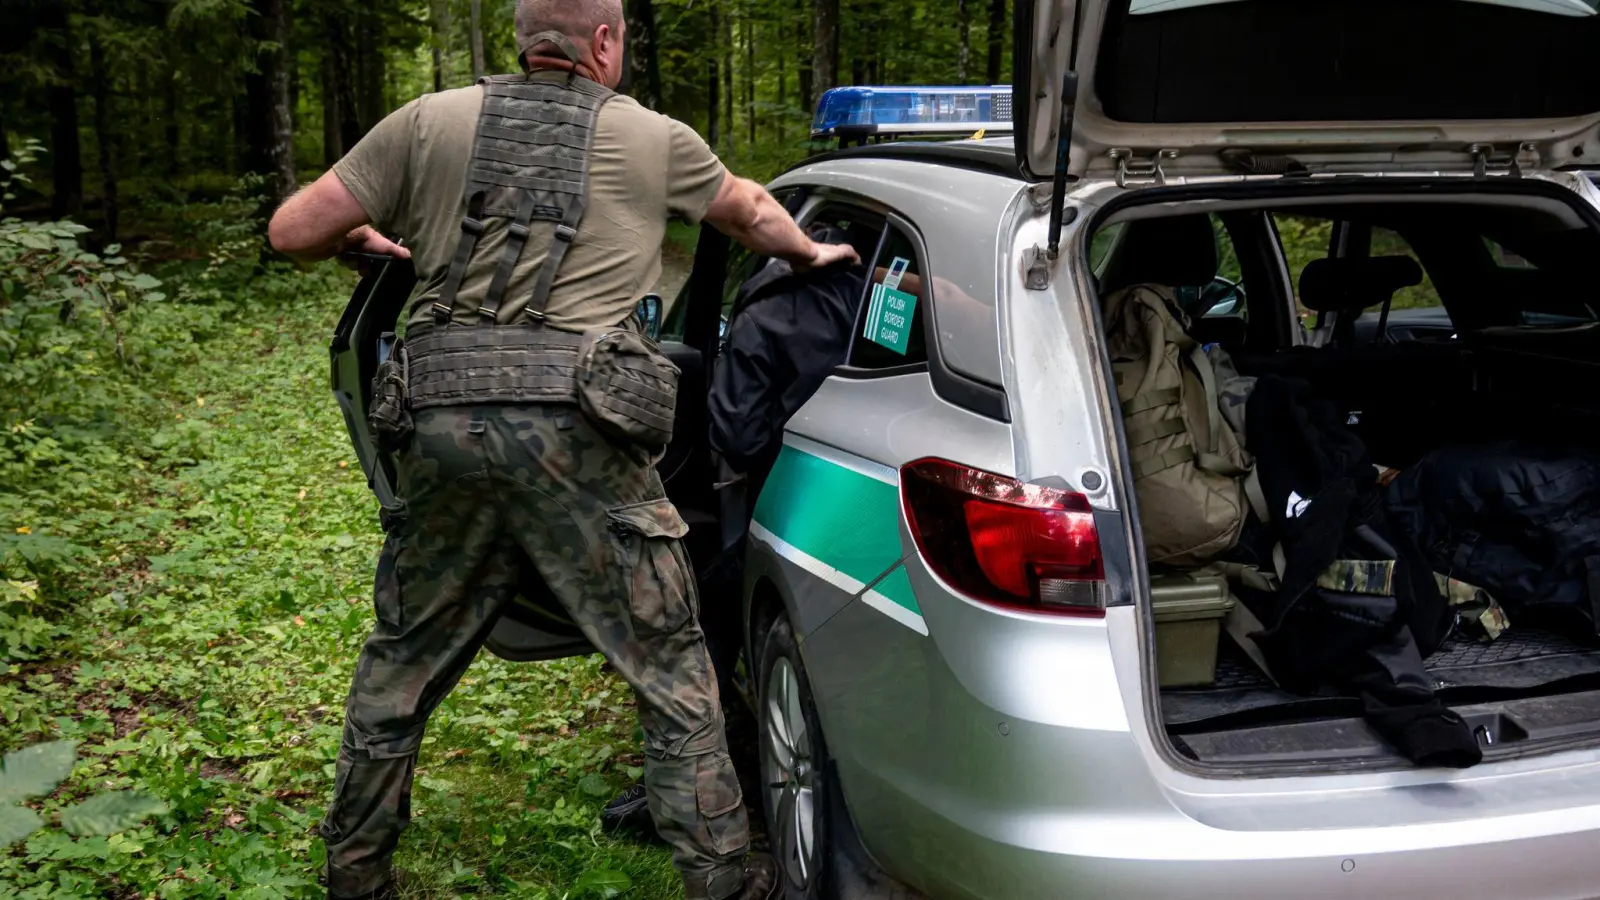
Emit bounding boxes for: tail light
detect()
[900,458,1105,617]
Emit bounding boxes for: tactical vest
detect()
[380,32,680,451]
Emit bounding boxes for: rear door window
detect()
[848,224,929,370]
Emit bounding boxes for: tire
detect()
[756,614,835,900]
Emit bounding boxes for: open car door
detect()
[330,228,732,662]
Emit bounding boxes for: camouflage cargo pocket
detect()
[695,750,747,857]
[607,498,693,637]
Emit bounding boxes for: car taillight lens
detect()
[900,458,1105,616]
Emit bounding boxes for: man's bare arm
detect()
[703,175,858,271]
[267,171,410,264]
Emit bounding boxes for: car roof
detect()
[788,137,1022,181]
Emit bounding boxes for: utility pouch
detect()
[368,337,414,452]
[576,326,680,452]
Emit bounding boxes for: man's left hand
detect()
[335,226,411,276]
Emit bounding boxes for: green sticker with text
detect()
[863,282,918,356]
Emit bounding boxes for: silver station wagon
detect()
[335,0,1600,897]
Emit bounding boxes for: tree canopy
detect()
[0,0,1012,243]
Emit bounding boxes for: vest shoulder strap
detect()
[432,72,616,326]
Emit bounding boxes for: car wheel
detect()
[757,614,833,899]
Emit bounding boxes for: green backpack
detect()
[1104,283,1257,567]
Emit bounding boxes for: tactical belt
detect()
[405,324,584,410]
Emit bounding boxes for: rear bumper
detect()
[840,572,1600,900]
[910,815,1600,899]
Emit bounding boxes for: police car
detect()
[335,1,1600,896]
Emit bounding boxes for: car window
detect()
[1196,214,1247,321]
[848,223,928,370]
[1271,213,1335,322]
[1369,227,1442,311]
[1483,235,1598,324]
[1090,223,1126,276]
[1484,236,1536,270]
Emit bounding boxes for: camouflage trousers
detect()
[322,404,750,900]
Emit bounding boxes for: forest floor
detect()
[1,250,700,898]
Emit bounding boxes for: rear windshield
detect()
[1098,0,1600,123]
[1128,0,1599,15]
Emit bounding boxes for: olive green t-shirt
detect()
[333,83,727,332]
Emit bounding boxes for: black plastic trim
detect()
[832,363,930,381]
[1011,0,1042,181]
[1093,509,1133,608]
[885,210,1013,423]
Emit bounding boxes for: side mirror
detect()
[1200,276,1245,318]
[638,293,664,341]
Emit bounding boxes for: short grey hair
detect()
[516,0,624,56]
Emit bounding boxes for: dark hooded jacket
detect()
[708,229,867,480]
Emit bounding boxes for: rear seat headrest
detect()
[1299,256,1423,314]
[1099,215,1220,295]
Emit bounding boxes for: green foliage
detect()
[0,740,167,847]
[58,790,171,837]
[0,176,681,894]
[0,740,78,802]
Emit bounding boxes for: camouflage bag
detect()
[577,326,681,453]
[1105,284,1255,567]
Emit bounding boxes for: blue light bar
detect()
[811,85,1013,139]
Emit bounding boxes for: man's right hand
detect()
[793,240,861,273]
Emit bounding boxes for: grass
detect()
[0,262,680,898]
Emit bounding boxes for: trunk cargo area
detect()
[1108,184,1600,771]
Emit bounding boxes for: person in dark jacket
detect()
[602,227,868,840]
[708,225,870,498]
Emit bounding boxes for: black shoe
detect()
[599,782,661,843]
[737,853,779,900]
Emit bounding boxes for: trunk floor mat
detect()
[1164,625,1600,728]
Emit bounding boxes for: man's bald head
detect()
[515,0,625,58]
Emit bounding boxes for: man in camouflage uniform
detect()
[267,1,858,897]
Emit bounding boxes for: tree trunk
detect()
[321,49,342,166]
[958,0,971,84]
[431,0,451,93]
[245,0,295,210]
[162,68,180,176]
[813,0,838,98]
[744,6,755,146]
[626,0,662,110]
[356,22,387,132]
[325,12,362,152]
[775,15,787,140]
[707,6,720,148]
[44,3,82,218]
[722,6,734,153]
[89,31,117,240]
[470,0,486,80]
[0,99,10,165]
[797,0,812,111]
[987,0,1006,85]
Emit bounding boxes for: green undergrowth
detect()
[1,215,677,896]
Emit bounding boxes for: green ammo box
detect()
[1150,573,1235,689]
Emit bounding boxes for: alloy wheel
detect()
[762,656,816,891]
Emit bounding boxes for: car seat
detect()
[1098,215,1247,352]
[1299,255,1423,348]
